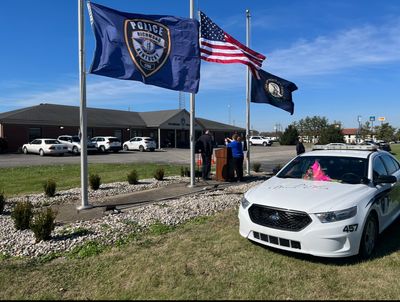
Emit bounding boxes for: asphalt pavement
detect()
[0,144,302,171]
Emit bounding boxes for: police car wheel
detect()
[359,213,378,259]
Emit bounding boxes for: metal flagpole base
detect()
[77,204,93,211]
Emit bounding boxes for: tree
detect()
[279,125,299,145]
[319,124,345,144]
[295,116,329,141]
[395,129,400,142]
[359,121,372,140]
[375,123,396,142]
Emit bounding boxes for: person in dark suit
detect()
[296,137,305,155]
[196,130,214,180]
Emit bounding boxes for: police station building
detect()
[0,103,245,152]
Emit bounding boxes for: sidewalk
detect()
[53,174,271,224]
[52,179,226,224]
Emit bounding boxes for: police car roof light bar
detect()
[312,144,378,151]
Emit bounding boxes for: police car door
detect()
[380,154,400,225]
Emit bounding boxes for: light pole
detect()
[357,115,362,143]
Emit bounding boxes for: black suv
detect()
[376,141,391,152]
[0,138,8,153]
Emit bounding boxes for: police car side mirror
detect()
[375,175,397,185]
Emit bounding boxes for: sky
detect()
[0,0,399,133]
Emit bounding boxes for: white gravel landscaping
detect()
[0,176,263,259]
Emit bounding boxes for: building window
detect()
[87,128,94,139]
[114,129,122,141]
[28,128,41,142]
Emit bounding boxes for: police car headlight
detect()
[241,197,250,209]
[315,206,357,223]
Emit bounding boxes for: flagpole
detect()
[245,9,251,176]
[189,0,196,187]
[78,0,91,210]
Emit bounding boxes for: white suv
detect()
[123,137,156,152]
[91,136,122,153]
[239,144,400,259]
[57,135,97,155]
[249,136,272,146]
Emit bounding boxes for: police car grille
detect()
[248,204,312,231]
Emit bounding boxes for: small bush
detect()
[0,192,5,214]
[30,208,57,242]
[89,174,101,190]
[43,179,57,197]
[154,167,165,181]
[11,200,33,230]
[272,164,283,175]
[253,162,262,172]
[180,167,190,177]
[127,169,139,185]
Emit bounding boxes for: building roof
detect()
[0,103,146,128]
[0,103,243,132]
[341,128,358,135]
[138,109,185,127]
[196,117,245,132]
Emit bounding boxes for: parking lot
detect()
[0,144,299,171]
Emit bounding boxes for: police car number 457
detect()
[239,144,400,259]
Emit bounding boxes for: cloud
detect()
[266,18,400,77]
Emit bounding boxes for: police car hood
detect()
[245,176,370,213]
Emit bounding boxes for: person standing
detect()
[196,130,214,180]
[226,134,244,182]
[296,137,305,155]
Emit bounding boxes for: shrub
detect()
[154,167,165,181]
[127,169,139,185]
[89,173,101,190]
[0,191,5,214]
[11,200,33,230]
[253,162,262,172]
[43,179,57,197]
[30,208,57,242]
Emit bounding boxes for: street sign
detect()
[369,116,375,122]
[378,117,385,122]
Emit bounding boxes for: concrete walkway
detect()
[53,174,271,225]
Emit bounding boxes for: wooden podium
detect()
[214,147,234,181]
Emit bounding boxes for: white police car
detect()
[239,144,400,259]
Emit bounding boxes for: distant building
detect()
[0,103,245,152]
[342,128,359,144]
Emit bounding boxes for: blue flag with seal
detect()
[87,2,201,93]
[251,69,297,115]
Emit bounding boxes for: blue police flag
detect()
[87,2,201,93]
[251,69,297,115]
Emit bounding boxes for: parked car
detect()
[22,139,68,156]
[91,136,122,153]
[249,136,272,146]
[0,137,8,153]
[123,137,156,152]
[239,144,400,259]
[375,141,391,152]
[363,140,391,152]
[57,135,98,155]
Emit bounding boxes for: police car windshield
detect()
[277,156,368,184]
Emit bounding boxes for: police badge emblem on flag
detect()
[88,2,200,93]
[124,20,171,77]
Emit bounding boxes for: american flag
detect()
[199,11,266,76]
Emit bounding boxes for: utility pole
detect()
[357,115,362,143]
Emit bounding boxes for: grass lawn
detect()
[0,163,185,196]
[0,208,399,300]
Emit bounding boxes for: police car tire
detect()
[359,213,378,259]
